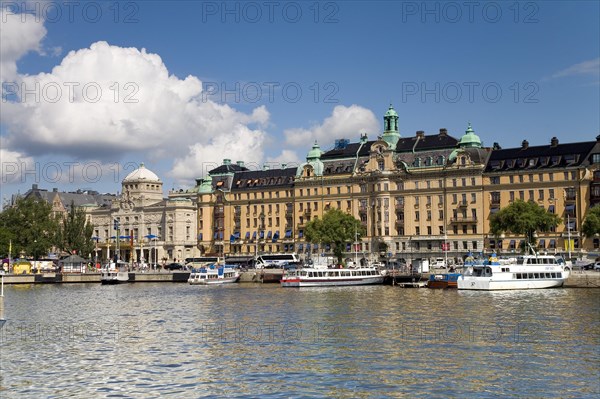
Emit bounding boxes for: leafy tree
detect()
[304,208,364,264]
[581,205,600,237]
[55,201,95,258]
[0,197,58,259]
[490,200,561,249]
[0,226,16,258]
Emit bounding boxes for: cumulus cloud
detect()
[0,7,47,81]
[283,105,380,148]
[1,41,271,185]
[0,147,36,184]
[265,150,303,169]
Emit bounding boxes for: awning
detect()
[548,205,555,213]
[245,232,250,239]
[259,231,265,239]
[549,239,556,248]
[252,231,257,239]
[267,231,272,239]
[198,233,203,241]
[272,231,280,242]
[285,230,292,238]
[490,207,500,214]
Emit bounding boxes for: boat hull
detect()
[189,276,239,285]
[458,277,565,290]
[281,275,384,287]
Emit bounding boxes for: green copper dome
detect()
[458,122,482,148]
[198,175,213,194]
[384,104,398,117]
[306,141,323,160]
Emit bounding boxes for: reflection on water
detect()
[1,284,598,398]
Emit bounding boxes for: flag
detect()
[564,239,574,252]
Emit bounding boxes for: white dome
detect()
[123,163,161,183]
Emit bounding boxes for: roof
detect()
[485,140,597,172]
[208,163,249,175]
[321,141,374,160]
[395,134,459,152]
[231,167,297,191]
[123,163,161,182]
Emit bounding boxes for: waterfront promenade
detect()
[1,269,599,287]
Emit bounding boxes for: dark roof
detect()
[24,186,116,210]
[208,164,249,175]
[321,141,374,160]
[395,134,459,152]
[485,140,597,172]
[231,167,297,191]
[323,159,360,175]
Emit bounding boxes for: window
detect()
[415,196,420,205]
[452,194,457,204]
[519,175,524,183]
[427,210,431,220]
[491,176,500,184]
[415,227,420,235]
[538,190,544,200]
[426,196,432,205]
[439,210,444,220]
[427,226,432,235]
[549,189,555,199]
[539,174,544,182]
[519,191,524,200]
[593,154,600,164]
[462,178,467,186]
[472,241,478,250]
[529,174,534,182]
[415,211,420,221]
[471,193,476,203]
[509,176,514,184]
[452,179,457,187]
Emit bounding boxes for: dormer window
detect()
[414,158,421,167]
[551,155,561,165]
[528,158,537,167]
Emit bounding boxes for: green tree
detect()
[0,197,58,259]
[55,201,95,258]
[490,200,561,250]
[581,206,600,237]
[304,208,364,264]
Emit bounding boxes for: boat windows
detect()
[557,272,562,278]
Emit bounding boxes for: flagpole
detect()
[567,214,572,259]
[8,239,12,273]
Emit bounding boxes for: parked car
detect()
[165,262,185,271]
[594,262,600,271]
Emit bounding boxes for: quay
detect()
[0,270,598,288]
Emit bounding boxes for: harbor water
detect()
[0,284,598,398]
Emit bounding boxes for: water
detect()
[0,284,598,398]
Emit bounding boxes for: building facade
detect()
[194,106,600,264]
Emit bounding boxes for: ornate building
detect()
[192,105,600,264]
[87,164,198,264]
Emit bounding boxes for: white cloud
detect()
[552,57,600,79]
[283,105,380,148]
[265,150,303,169]
[1,41,271,186]
[0,147,36,184]
[0,8,47,81]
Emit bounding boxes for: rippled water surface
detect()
[1,283,598,398]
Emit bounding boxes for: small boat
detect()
[427,272,461,289]
[100,261,130,285]
[280,265,386,287]
[188,264,240,285]
[457,251,570,290]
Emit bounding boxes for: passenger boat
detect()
[427,273,461,289]
[280,265,386,287]
[457,252,570,290]
[188,264,240,285]
[100,261,130,285]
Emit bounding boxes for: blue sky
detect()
[1,1,599,205]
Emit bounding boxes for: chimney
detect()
[223,159,231,165]
[32,184,38,190]
[195,178,202,186]
[596,135,600,143]
[550,137,559,147]
[521,140,529,149]
[439,128,448,136]
[492,142,501,150]
[236,161,245,168]
[416,130,425,138]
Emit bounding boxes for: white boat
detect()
[457,252,570,290]
[100,261,130,285]
[280,265,386,287]
[188,264,240,285]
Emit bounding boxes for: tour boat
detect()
[457,252,570,290]
[280,265,386,287]
[427,272,461,289]
[100,262,130,285]
[188,264,240,285]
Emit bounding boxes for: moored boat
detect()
[457,252,570,290]
[100,261,130,285]
[188,264,240,285]
[427,272,461,289]
[280,265,386,287]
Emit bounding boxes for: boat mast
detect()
[354,226,358,266]
[567,214,572,259]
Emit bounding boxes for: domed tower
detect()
[297,141,324,177]
[449,122,483,163]
[121,163,163,205]
[381,104,401,148]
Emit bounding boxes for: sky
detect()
[1,0,599,206]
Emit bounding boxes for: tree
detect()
[304,208,364,264]
[0,197,58,259]
[55,201,95,258]
[490,200,561,250]
[582,206,600,237]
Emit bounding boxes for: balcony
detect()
[359,206,368,215]
[450,216,478,223]
[457,201,468,208]
[395,202,404,210]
